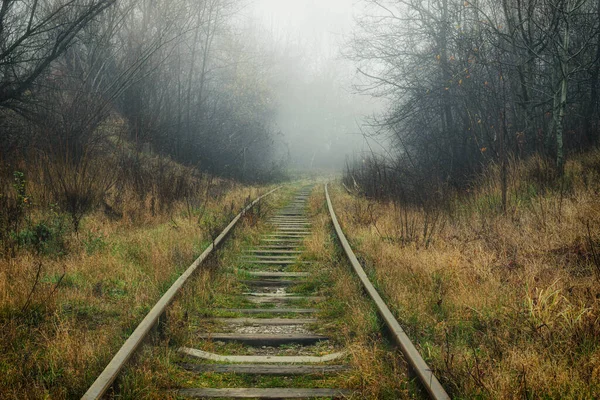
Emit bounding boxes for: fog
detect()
[243,0,383,170]
[5,0,591,185]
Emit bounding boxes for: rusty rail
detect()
[82,187,280,400]
[325,183,450,400]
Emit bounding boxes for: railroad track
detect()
[83,185,449,399]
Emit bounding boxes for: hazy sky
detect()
[250,0,356,57]
[243,0,381,170]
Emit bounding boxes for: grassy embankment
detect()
[331,151,600,399]
[115,184,422,399]
[0,153,271,399]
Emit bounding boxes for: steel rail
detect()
[82,187,281,400]
[325,183,450,400]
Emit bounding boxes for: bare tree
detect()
[0,0,116,110]
[346,0,600,203]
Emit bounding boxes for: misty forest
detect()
[1,0,600,399]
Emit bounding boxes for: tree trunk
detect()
[555,5,570,173]
[584,0,600,147]
[439,0,455,176]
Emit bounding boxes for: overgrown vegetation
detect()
[0,0,288,188]
[111,185,417,399]
[334,150,600,398]
[0,155,267,397]
[0,2,291,397]
[348,0,600,202]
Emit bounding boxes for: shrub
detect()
[13,215,68,257]
[0,171,30,256]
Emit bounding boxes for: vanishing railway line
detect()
[83,184,449,399]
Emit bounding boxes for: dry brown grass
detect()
[0,161,268,398]
[330,152,600,399]
[305,185,415,399]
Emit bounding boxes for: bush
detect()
[0,171,30,256]
[13,215,68,257]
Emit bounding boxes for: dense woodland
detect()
[2,0,599,242]
[0,0,295,246]
[345,0,600,206]
[1,1,284,192]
